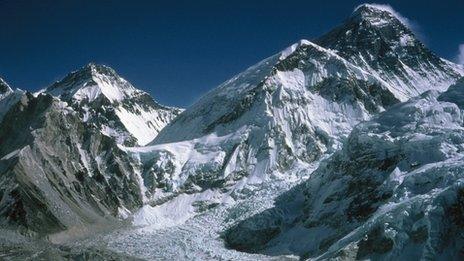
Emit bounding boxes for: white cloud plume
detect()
[457,44,464,65]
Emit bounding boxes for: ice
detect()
[222,88,464,259]
[132,189,234,228]
[72,164,318,260]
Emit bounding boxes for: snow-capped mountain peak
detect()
[42,63,182,146]
[349,3,421,53]
[315,5,463,100]
[44,63,138,103]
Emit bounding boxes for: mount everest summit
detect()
[1,3,464,260]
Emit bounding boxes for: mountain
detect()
[128,40,395,202]
[1,3,464,259]
[130,4,462,202]
[0,64,187,235]
[0,63,188,234]
[0,92,146,233]
[42,63,182,146]
[0,65,184,234]
[225,80,464,259]
[315,4,464,100]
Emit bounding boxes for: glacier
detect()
[225,84,464,260]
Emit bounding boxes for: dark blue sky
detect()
[1,0,463,107]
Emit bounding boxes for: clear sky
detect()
[1,0,463,107]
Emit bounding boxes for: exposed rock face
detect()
[0,93,144,234]
[224,88,464,260]
[43,63,182,146]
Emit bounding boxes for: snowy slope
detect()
[153,39,400,144]
[0,89,23,123]
[42,63,182,145]
[225,83,464,259]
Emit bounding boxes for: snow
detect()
[438,77,464,107]
[145,35,463,224]
[101,125,129,144]
[154,39,392,144]
[117,206,132,219]
[77,145,92,176]
[132,189,234,228]
[399,34,413,47]
[279,39,312,60]
[107,26,464,258]
[115,105,174,146]
[44,64,134,103]
[124,130,246,194]
[0,79,13,100]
